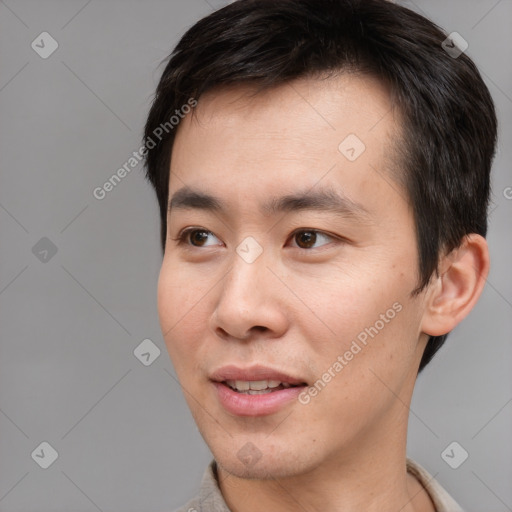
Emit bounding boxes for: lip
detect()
[210,364,307,386]
[210,365,308,417]
[212,381,306,416]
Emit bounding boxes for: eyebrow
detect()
[168,185,372,222]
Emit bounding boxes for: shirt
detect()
[172,457,464,512]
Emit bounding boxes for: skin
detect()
[157,74,489,512]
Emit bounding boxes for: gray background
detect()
[0,0,510,511]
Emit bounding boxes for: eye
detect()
[172,227,221,247]
[172,227,337,251]
[289,229,335,250]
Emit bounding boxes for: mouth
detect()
[210,365,309,416]
[222,379,306,394]
[210,364,308,388]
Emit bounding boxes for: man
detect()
[142,0,497,510]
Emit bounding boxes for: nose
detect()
[210,248,289,342]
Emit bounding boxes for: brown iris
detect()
[295,230,317,249]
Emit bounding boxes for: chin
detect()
[217,455,302,480]
[212,439,316,480]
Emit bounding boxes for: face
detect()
[157,74,430,480]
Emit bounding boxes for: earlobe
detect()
[421,234,490,337]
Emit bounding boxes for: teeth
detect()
[249,379,281,390]
[225,379,288,392]
[234,380,250,391]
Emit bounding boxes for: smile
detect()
[224,379,301,394]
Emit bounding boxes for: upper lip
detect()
[210,365,307,385]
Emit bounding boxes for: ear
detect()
[421,234,490,337]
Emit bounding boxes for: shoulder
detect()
[171,459,231,512]
[171,496,202,512]
[171,494,228,512]
[406,457,465,512]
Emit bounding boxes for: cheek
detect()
[298,306,419,441]
[294,258,420,382]
[286,258,402,338]
[157,260,207,362]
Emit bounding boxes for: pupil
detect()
[297,231,316,248]
[192,230,208,246]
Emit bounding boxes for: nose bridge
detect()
[223,237,270,310]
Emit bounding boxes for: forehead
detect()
[185,73,395,130]
[169,73,405,217]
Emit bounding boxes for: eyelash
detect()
[170,227,340,251]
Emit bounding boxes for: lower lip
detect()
[213,382,306,416]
